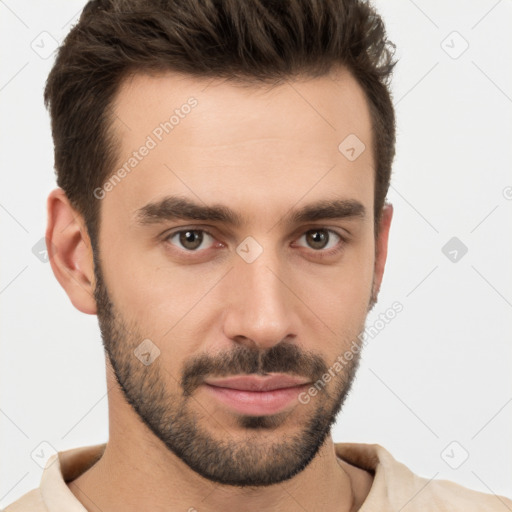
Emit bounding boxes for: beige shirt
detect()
[4,442,511,511]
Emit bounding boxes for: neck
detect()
[67,370,372,512]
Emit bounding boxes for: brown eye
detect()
[297,229,341,251]
[306,230,328,249]
[180,230,203,250]
[167,230,214,251]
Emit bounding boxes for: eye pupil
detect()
[180,230,203,250]
[306,230,328,250]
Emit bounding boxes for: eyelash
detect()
[163,227,347,259]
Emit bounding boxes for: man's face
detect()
[94,68,380,486]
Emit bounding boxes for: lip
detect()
[202,374,311,416]
[204,374,310,391]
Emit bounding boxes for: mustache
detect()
[181,342,328,396]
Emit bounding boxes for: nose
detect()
[222,252,299,351]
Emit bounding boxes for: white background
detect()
[1,0,511,507]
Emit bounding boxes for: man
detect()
[5,0,511,510]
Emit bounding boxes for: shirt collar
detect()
[41,443,106,512]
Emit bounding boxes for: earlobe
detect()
[46,188,97,315]
[371,202,393,305]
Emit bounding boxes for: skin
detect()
[47,66,392,512]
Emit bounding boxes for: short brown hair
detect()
[44,0,397,248]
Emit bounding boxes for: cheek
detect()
[99,236,220,366]
[303,234,374,299]
[292,236,375,347]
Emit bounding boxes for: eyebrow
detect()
[134,195,366,227]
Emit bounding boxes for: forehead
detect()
[105,68,374,222]
[112,67,372,148]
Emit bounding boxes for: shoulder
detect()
[3,488,47,512]
[417,476,512,511]
[335,442,512,511]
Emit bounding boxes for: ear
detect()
[46,188,97,315]
[371,202,393,305]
